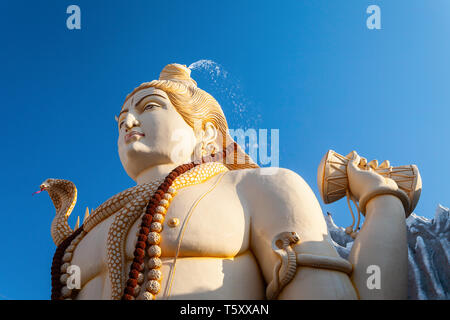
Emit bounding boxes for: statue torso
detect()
[70,169,266,299]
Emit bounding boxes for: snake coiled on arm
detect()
[266,231,300,300]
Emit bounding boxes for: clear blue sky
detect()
[0,1,449,299]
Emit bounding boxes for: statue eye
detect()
[144,103,158,111]
[119,121,125,129]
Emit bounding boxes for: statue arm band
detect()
[296,253,353,275]
[358,186,411,217]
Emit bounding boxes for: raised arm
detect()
[345,152,410,299]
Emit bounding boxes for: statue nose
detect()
[124,114,141,130]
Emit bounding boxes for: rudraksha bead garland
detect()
[50,226,84,300]
[122,162,198,300]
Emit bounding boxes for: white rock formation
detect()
[326,205,450,300]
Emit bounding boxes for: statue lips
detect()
[124,131,145,144]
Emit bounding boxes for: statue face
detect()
[117,87,196,180]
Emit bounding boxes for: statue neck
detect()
[135,163,182,185]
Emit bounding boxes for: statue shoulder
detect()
[234,167,329,277]
[230,167,320,207]
[239,167,312,190]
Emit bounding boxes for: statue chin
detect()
[119,143,190,181]
[119,146,172,181]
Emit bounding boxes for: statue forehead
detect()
[121,87,169,111]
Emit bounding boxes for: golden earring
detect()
[204,143,217,156]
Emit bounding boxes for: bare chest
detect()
[71,172,250,281]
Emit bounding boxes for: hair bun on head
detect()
[159,63,197,87]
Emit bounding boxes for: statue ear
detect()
[193,121,219,160]
[203,121,218,146]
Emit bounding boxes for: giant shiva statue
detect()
[40,63,421,300]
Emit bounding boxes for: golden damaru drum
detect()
[317,150,422,215]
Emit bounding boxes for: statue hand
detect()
[346,151,399,203]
